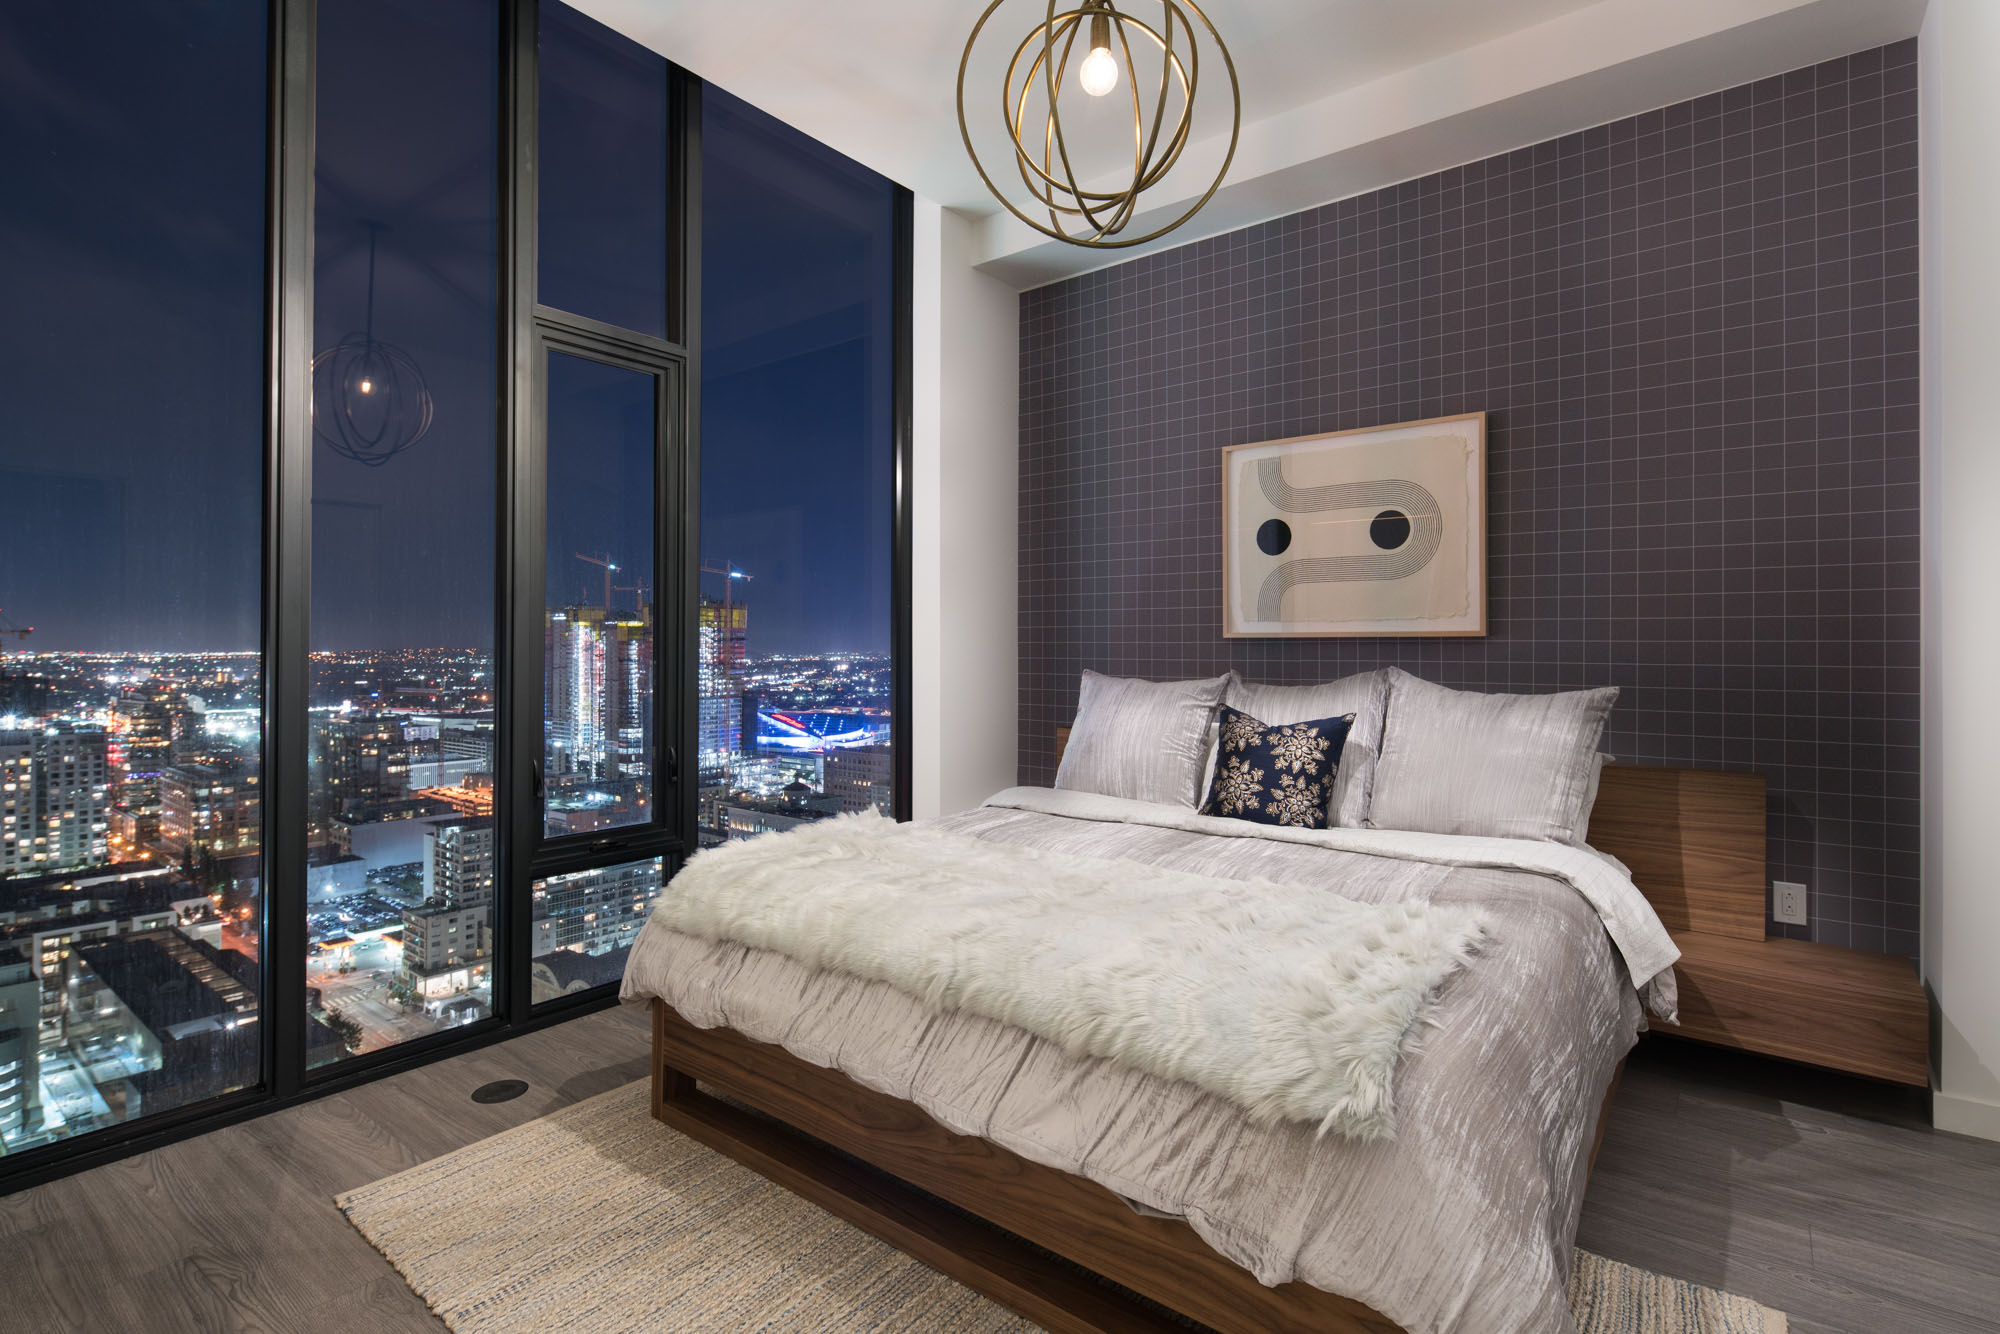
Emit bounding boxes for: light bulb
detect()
[358,378,375,394]
[1079,43,1118,97]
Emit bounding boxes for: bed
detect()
[619,715,1762,1334]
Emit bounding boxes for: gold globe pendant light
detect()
[958,0,1241,249]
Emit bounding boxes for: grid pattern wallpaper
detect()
[1018,42,1921,955]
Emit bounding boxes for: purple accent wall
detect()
[1018,42,1921,954]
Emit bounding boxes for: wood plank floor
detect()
[1577,1039,2000,1334]
[2,1004,1995,1334]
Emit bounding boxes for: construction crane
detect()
[611,578,651,615]
[573,553,618,609]
[0,610,31,658]
[699,561,750,621]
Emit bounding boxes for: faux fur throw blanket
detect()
[656,814,1491,1140]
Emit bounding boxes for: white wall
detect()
[909,201,1020,820]
[1920,0,2000,1142]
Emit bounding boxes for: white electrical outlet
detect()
[1773,881,1809,926]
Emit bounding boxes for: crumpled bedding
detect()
[620,787,1672,1334]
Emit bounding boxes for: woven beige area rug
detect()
[337,1080,1787,1334]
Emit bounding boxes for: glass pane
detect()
[538,1,671,337]
[0,1,268,1149]
[530,857,663,1005]
[308,0,500,1065]
[698,86,898,848]
[543,353,657,839]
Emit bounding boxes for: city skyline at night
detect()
[0,613,894,1143]
[1,2,898,1159]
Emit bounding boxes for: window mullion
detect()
[264,0,317,1102]
[498,0,542,1030]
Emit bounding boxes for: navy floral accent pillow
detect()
[1200,705,1354,830]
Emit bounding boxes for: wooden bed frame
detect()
[648,756,1764,1334]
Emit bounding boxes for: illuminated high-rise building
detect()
[158,762,260,860]
[422,816,495,912]
[109,690,173,804]
[530,857,660,959]
[402,817,495,1001]
[0,958,42,1142]
[318,713,410,818]
[823,745,894,816]
[545,605,651,781]
[0,737,30,877]
[0,726,112,875]
[697,596,748,787]
[49,726,113,872]
[437,717,497,767]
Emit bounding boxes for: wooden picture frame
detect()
[1221,412,1487,637]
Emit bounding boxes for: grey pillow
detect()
[1224,671,1389,827]
[1055,671,1230,807]
[1363,669,1618,844]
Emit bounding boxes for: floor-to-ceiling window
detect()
[525,2,684,1007]
[0,1,270,1149]
[0,0,905,1189]
[307,0,502,1066]
[697,87,904,846]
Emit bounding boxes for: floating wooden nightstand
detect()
[1591,764,1931,1088]
[1667,930,1929,1086]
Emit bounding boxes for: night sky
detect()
[0,2,269,654]
[699,83,897,657]
[311,0,499,654]
[0,1,896,659]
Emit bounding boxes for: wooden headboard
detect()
[1052,725,1767,939]
[1586,765,1766,939]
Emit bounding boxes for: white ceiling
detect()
[571,0,1926,287]
[572,0,1604,212]
[1170,1,1611,120]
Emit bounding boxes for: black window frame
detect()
[521,322,689,880]
[510,3,701,1019]
[0,0,912,1197]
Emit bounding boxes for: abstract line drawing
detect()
[1223,414,1485,637]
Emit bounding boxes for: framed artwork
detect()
[1221,412,1486,638]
